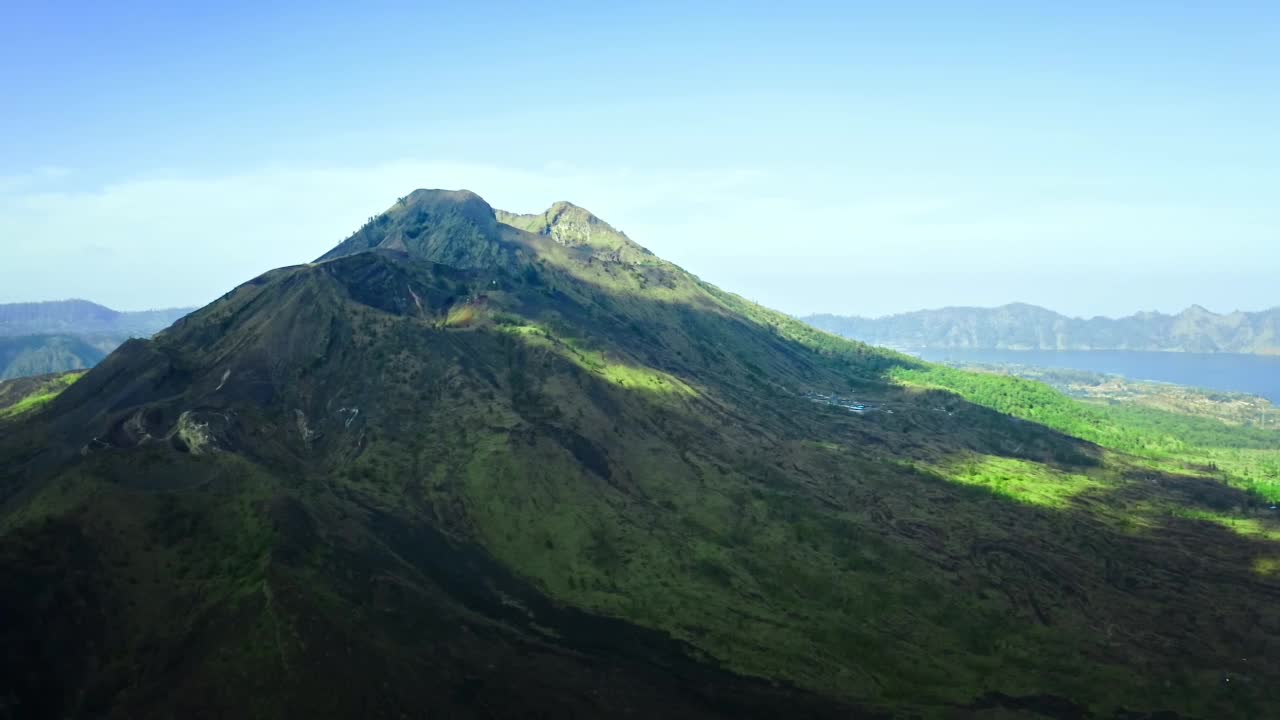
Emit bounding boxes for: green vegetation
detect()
[0,371,83,419]
[892,363,1280,504]
[498,321,699,398]
[930,455,1103,507]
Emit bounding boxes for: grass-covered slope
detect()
[1,189,1277,719]
[0,371,83,420]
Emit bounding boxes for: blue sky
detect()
[2,1,1276,317]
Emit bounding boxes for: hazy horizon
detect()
[3,2,1276,318]
[8,294,1280,324]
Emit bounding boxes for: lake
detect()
[910,348,1280,404]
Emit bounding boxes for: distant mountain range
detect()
[805,303,1280,354]
[0,300,192,379]
[0,299,191,337]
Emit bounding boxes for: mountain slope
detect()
[806,303,1280,354]
[0,335,106,380]
[0,371,83,419]
[1,190,1278,719]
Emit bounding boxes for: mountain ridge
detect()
[0,299,193,336]
[806,302,1280,354]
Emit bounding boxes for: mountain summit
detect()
[497,199,656,262]
[1,190,1277,718]
[318,189,509,268]
[322,189,661,274]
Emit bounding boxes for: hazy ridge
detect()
[0,300,192,378]
[806,302,1280,354]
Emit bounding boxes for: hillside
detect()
[0,371,83,419]
[806,303,1280,354]
[1,189,1278,719]
[0,301,192,379]
[0,335,107,380]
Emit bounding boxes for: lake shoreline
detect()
[907,348,1280,404]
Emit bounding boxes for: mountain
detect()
[805,303,1280,354]
[0,301,193,379]
[0,371,83,419]
[0,335,107,380]
[1,189,1278,718]
[0,299,192,338]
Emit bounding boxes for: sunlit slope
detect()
[0,189,1276,719]
[0,371,83,419]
